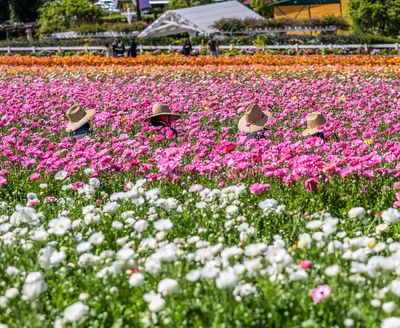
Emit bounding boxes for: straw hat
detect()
[65,105,95,132]
[238,104,272,133]
[144,103,181,122]
[302,112,326,137]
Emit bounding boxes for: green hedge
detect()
[213,16,350,32]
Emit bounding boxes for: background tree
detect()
[0,0,11,23]
[38,0,105,34]
[250,0,273,18]
[166,0,212,10]
[8,0,45,22]
[348,0,400,36]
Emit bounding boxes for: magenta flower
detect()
[29,173,41,181]
[310,284,332,303]
[304,178,318,193]
[298,260,312,270]
[250,183,271,195]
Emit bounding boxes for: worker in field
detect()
[238,103,272,140]
[144,103,181,139]
[65,105,95,140]
[207,36,219,58]
[301,112,339,142]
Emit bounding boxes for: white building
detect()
[138,1,262,37]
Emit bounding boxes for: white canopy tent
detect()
[138,1,262,37]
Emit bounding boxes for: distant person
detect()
[113,37,125,57]
[128,38,137,58]
[207,36,218,58]
[238,103,272,140]
[104,43,113,58]
[144,103,181,139]
[65,105,95,140]
[182,39,192,56]
[302,112,339,142]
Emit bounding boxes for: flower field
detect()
[1,56,400,327]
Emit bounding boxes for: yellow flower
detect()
[338,96,345,102]
[204,106,210,111]
[367,240,376,248]
[149,134,156,139]
[120,117,128,123]
[292,96,297,101]
[364,139,374,145]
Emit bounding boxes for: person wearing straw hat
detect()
[238,103,272,140]
[65,105,95,140]
[302,112,332,142]
[144,103,181,139]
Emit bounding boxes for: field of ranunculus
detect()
[1,56,400,328]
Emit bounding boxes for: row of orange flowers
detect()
[0,54,399,67]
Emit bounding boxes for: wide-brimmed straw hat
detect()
[65,105,95,132]
[238,104,272,133]
[144,103,181,122]
[302,112,326,136]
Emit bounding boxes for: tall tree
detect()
[38,0,105,34]
[0,0,11,23]
[8,0,44,22]
[348,0,400,36]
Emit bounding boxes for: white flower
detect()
[382,208,400,225]
[79,293,90,301]
[348,207,366,219]
[77,242,92,253]
[148,296,165,312]
[112,221,124,230]
[54,170,68,181]
[22,272,47,300]
[0,296,7,308]
[154,219,173,231]
[186,270,201,282]
[6,266,20,275]
[84,168,95,175]
[88,232,104,245]
[48,217,71,236]
[376,223,390,233]
[134,220,149,233]
[289,270,308,281]
[50,250,66,266]
[27,193,38,200]
[226,205,239,216]
[116,248,135,261]
[233,283,257,301]
[63,302,89,323]
[325,264,341,277]
[158,278,178,296]
[129,273,145,287]
[88,178,100,189]
[306,220,323,230]
[391,280,400,297]
[215,271,238,289]
[258,199,278,212]
[344,318,354,327]
[103,202,120,213]
[381,317,400,328]
[383,301,397,313]
[5,288,18,299]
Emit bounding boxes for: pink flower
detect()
[29,173,41,181]
[310,284,332,303]
[304,178,318,193]
[394,201,400,208]
[27,199,40,207]
[298,260,312,270]
[0,177,7,187]
[71,181,85,191]
[250,183,271,195]
[396,192,400,201]
[189,184,204,193]
[44,196,57,203]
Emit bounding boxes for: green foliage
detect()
[166,0,212,10]
[250,0,273,18]
[38,0,105,35]
[360,34,400,44]
[7,0,44,22]
[213,16,349,32]
[348,0,400,37]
